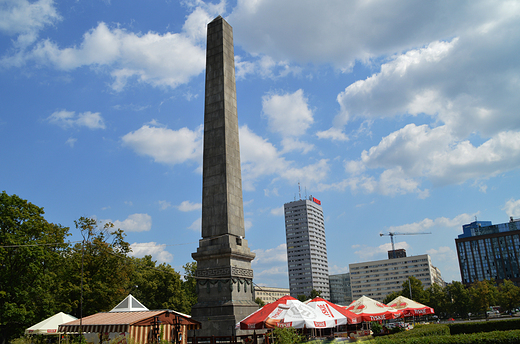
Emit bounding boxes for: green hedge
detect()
[449,318,520,335]
[390,324,450,338]
[372,329,520,344]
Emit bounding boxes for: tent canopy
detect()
[387,296,434,317]
[345,296,402,322]
[239,295,347,329]
[25,312,77,335]
[307,297,362,325]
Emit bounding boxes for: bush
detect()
[373,329,520,344]
[371,322,382,335]
[390,324,450,339]
[268,327,304,344]
[449,318,520,335]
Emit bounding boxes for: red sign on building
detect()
[312,197,321,205]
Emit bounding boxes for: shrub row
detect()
[371,329,520,344]
[389,324,450,338]
[449,318,520,335]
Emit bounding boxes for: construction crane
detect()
[380,232,432,258]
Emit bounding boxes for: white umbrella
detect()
[265,299,341,329]
[25,312,78,335]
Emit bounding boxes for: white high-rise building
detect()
[284,196,330,299]
[349,253,444,302]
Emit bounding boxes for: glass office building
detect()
[455,218,520,286]
[329,273,352,305]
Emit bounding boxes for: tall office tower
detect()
[284,196,330,299]
[456,217,520,286]
[191,16,257,336]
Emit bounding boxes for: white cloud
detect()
[353,241,410,261]
[188,217,201,232]
[65,137,77,147]
[176,200,202,212]
[235,55,301,80]
[252,244,288,265]
[229,1,504,68]
[122,124,203,166]
[262,89,313,137]
[270,206,284,216]
[426,246,459,282]
[47,110,105,129]
[158,200,172,210]
[328,265,349,275]
[387,213,476,233]
[130,242,173,263]
[244,218,253,231]
[113,213,152,232]
[345,125,520,193]
[27,22,206,90]
[427,246,457,263]
[240,125,329,191]
[0,0,61,48]
[2,2,220,89]
[503,198,520,218]
[316,127,349,142]
[280,138,314,154]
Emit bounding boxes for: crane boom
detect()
[379,231,431,258]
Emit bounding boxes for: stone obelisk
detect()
[191,16,257,336]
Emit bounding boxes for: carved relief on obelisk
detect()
[191,16,258,336]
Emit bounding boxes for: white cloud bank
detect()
[130,242,173,263]
[47,110,106,130]
[112,213,152,232]
[0,0,61,48]
[122,125,203,167]
[503,199,520,218]
[1,2,222,90]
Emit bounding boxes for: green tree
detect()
[402,276,427,304]
[255,298,265,307]
[425,283,449,318]
[129,255,192,314]
[296,294,307,302]
[61,217,133,318]
[0,191,70,343]
[446,281,470,318]
[309,289,321,299]
[268,327,303,344]
[383,291,401,305]
[497,279,520,313]
[181,262,198,314]
[468,279,497,317]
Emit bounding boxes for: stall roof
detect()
[59,310,201,333]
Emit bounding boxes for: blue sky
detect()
[2,0,520,288]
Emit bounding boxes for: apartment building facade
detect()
[349,254,443,302]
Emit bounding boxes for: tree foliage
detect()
[61,217,134,318]
[0,191,69,343]
[129,256,194,315]
[255,298,265,307]
[0,192,199,344]
[497,279,520,313]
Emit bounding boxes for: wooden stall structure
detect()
[59,310,201,344]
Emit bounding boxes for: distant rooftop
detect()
[458,217,520,239]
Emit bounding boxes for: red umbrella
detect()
[344,296,402,322]
[307,297,362,324]
[239,295,297,330]
[387,296,435,317]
